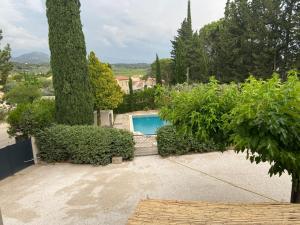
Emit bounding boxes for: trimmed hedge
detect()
[36,125,135,165]
[157,125,220,157]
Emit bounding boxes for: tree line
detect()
[170,0,300,84]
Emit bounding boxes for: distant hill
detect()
[10,54,150,76]
[112,63,151,77]
[12,52,50,64]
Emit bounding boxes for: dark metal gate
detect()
[0,139,34,180]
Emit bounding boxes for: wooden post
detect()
[0,208,4,225]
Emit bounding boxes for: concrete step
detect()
[135,147,158,157]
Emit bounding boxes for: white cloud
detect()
[1,0,227,62]
[23,0,44,13]
[0,0,47,54]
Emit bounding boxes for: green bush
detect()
[157,125,219,157]
[159,78,238,151]
[7,99,55,138]
[116,87,157,113]
[5,83,41,104]
[36,125,135,166]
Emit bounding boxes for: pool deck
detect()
[114,111,159,156]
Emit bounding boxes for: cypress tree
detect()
[129,77,133,95]
[128,77,133,111]
[46,0,93,125]
[155,54,162,85]
[187,0,192,34]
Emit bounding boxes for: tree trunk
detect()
[291,175,300,203]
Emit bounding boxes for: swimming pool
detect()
[132,115,167,135]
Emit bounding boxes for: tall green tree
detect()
[129,77,133,95]
[87,52,123,110]
[151,58,173,85]
[155,54,162,85]
[0,30,13,86]
[128,76,133,111]
[46,0,93,125]
[199,0,300,82]
[171,0,193,84]
[229,72,300,203]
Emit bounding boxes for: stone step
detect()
[135,147,158,157]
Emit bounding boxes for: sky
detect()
[0,0,227,63]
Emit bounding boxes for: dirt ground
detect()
[0,123,15,149]
[0,151,291,225]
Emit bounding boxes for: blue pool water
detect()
[132,115,167,135]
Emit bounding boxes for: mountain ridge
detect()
[12,52,50,64]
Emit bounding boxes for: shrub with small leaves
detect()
[159,77,239,151]
[36,125,135,166]
[157,125,219,157]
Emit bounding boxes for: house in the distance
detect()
[145,77,156,88]
[115,75,156,94]
[115,76,130,94]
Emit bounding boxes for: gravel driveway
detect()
[0,151,291,225]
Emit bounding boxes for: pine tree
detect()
[280,0,300,78]
[46,0,93,125]
[0,30,13,86]
[87,52,123,110]
[151,58,173,85]
[155,54,162,85]
[185,0,194,73]
[171,0,193,84]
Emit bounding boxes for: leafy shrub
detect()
[228,72,300,202]
[5,83,41,104]
[36,125,135,165]
[3,80,17,92]
[7,99,55,138]
[157,125,219,157]
[160,78,238,151]
[116,87,157,113]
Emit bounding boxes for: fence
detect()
[0,139,34,180]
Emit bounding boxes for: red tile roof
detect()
[115,76,129,81]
